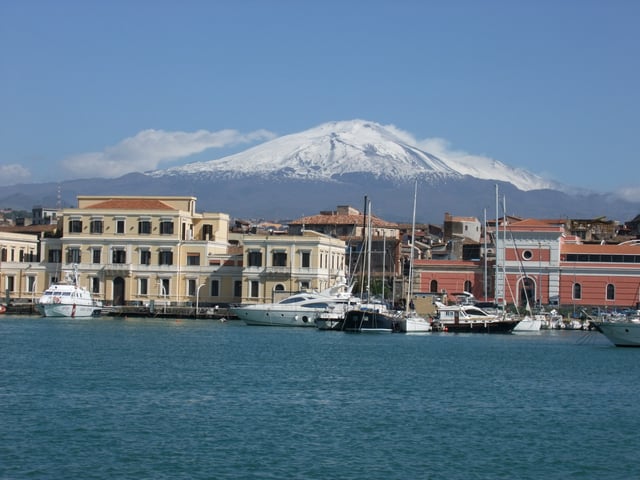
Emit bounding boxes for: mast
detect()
[406,180,418,312]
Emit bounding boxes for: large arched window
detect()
[572,283,582,300]
[430,280,438,293]
[606,283,615,301]
[464,280,472,293]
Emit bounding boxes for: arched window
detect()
[274,284,285,292]
[464,280,472,293]
[430,280,438,293]
[573,283,582,300]
[606,283,615,301]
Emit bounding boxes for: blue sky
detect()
[1,0,639,201]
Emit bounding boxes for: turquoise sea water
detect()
[1,315,638,480]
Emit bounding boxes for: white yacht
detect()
[231,282,360,327]
[37,266,102,318]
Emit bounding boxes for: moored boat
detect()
[433,299,518,333]
[592,319,640,347]
[341,308,399,333]
[231,281,360,327]
[36,265,102,318]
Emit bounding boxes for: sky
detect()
[1,0,639,201]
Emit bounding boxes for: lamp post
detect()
[195,283,205,318]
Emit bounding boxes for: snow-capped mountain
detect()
[1,120,637,223]
[150,120,557,192]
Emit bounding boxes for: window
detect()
[27,276,36,293]
[234,280,242,298]
[301,251,311,268]
[606,284,615,301]
[6,275,15,292]
[202,224,213,240]
[573,283,582,300]
[188,279,196,296]
[68,219,83,233]
[140,250,151,265]
[430,280,438,293]
[116,219,125,234]
[161,278,170,298]
[90,219,103,234]
[248,251,262,267]
[92,277,100,294]
[159,250,173,265]
[210,279,220,297]
[48,249,61,263]
[92,248,101,264]
[139,278,148,295]
[272,251,287,267]
[160,220,174,235]
[112,249,126,264]
[138,220,152,234]
[464,280,472,292]
[522,250,533,260]
[250,280,259,298]
[0,248,6,262]
[300,281,309,290]
[187,253,200,266]
[67,248,81,264]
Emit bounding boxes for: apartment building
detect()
[238,229,348,304]
[0,231,42,302]
[40,196,239,307]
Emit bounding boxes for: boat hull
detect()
[513,317,543,332]
[231,307,320,327]
[398,315,433,333]
[437,319,519,334]
[342,310,398,333]
[37,302,101,318]
[592,321,640,347]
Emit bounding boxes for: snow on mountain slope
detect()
[150,120,558,191]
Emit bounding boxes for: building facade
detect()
[40,196,239,307]
[238,230,348,304]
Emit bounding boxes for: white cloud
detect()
[61,128,276,178]
[0,163,31,185]
[382,124,557,190]
[615,185,640,203]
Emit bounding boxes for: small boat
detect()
[433,293,519,333]
[0,304,6,314]
[513,315,543,332]
[396,180,432,334]
[592,319,640,347]
[397,312,433,333]
[36,265,102,318]
[341,308,399,333]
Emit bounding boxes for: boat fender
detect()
[54,297,61,303]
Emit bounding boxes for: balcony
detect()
[103,263,133,277]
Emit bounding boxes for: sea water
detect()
[0,316,638,480]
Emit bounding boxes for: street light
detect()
[195,283,205,318]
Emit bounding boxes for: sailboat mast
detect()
[406,180,418,312]
[367,200,372,300]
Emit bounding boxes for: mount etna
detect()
[2,120,638,223]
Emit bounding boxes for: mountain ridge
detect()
[1,120,638,223]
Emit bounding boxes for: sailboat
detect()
[342,197,398,333]
[397,180,432,333]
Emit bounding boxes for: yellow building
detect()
[0,231,43,303]
[237,229,348,304]
[41,196,239,307]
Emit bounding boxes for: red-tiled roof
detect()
[289,213,398,228]
[84,199,175,210]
